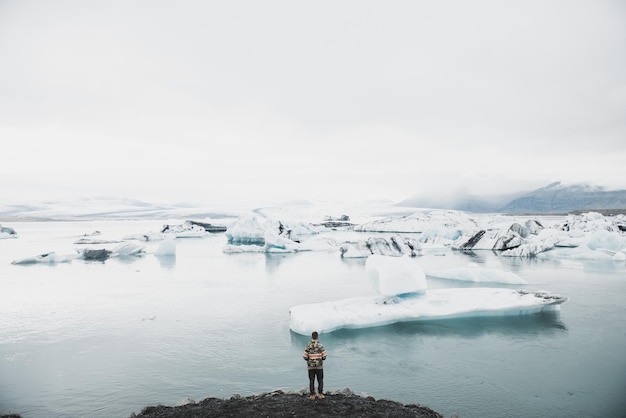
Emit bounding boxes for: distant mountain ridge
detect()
[500,182,626,213]
[399,182,626,213]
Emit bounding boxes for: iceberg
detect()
[425,262,527,284]
[161,221,209,238]
[185,220,227,233]
[340,235,420,258]
[225,216,266,245]
[290,254,564,334]
[154,238,176,256]
[224,215,329,253]
[74,238,123,245]
[1,224,18,239]
[365,254,426,296]
[452,221,541,252]
[289,288,567,335]
[355,210,477,235]
[11,252,76,265]
[111,242,145,257]
[79,248,113,261]
[77,242,145,261]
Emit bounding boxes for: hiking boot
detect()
[309,394,316,400]
[317,393,325,399]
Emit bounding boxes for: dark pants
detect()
[308,368,324,395]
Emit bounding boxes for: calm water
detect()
[1,220,625,418]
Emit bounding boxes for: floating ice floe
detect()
[223,215,330,253]
[340,235,420,258]
[154,238,176,256]
[452,220,544,252]
[161,221,210,238]
[126,220,228,241]
[289,254,565,334]
[289,288,567,334]
[77,242,145,261]
[111,242,145,256]
[11,252,76,265]
[1,224,18,239]
[352,211,625,258]
[74,238,123,245]
[502,214,626,258]
[355,210,477,234]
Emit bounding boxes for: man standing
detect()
[303,331,327,400]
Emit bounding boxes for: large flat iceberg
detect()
[289,288,566,335]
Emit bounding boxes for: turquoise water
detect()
[1,221,625,417]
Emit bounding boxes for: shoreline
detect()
[128,389,445,418]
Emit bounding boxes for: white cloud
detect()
[1,0,625,206]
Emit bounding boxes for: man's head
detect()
[312,331,319,340]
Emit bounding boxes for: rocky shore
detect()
[130,389,444,418]
[1,389,445,417]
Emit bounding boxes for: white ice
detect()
[359,210,625,259]
[223,215,331,253]
[289,288,566,335]
[11,252,76,265]
[365,254,427,296]
[340,235,420,258]
[424,262,527,284]
[0,224,18,239]
[154,238,176,256]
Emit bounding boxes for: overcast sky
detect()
[1,0,625,206]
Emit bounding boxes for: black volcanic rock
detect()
[130,390,443,418]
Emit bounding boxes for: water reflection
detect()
[290,311,567,346]
[155,254,176,270]
[339,257,367,268]
[264,253,292,273]
[115,255,143,265]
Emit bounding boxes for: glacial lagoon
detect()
[1,218,625,418]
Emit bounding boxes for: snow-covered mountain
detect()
[399,182,626,214]
[499,182,626,213]
[0,198,244,221]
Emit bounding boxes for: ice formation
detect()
[11,252,75,265]
[0,224,18,239]
[424,263,527,284]
[340,235,420,258]
[289,288,567,335]
[357,211,625,259]
[224,216,328,253]
[365,254,426,296]
[354,210,477,235]
[161,221,209,238]
[111,242,145,257]
[154,238,176,256]
[290,253,564,334]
